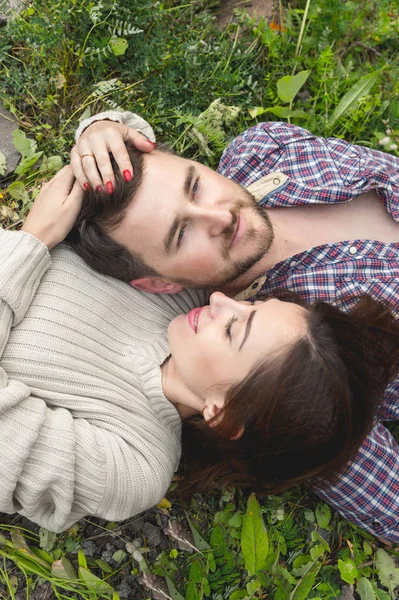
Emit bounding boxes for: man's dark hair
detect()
[68,140,165,281]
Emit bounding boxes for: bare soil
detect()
[215,0,275,28]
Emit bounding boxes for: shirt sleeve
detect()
[0,231,174,532]
[311,422,399,542]
[218,122,399,220]
[75,110,156,143]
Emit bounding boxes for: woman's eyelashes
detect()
[225,315,238,341]
[177,178,201,247]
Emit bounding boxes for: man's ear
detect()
[130,277,184,295]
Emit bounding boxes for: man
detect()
[70,111,399,542]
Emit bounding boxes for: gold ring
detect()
[80,152,95,159]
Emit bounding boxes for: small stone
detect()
[82,540,97,557]
[0,103,20,178]
[101,542,116,563]
[142,522,162,547]
[117,582,132,598]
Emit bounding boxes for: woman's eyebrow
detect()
[239,310,256,351]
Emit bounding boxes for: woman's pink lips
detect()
[231,212,246,248]
[187,307,204,333]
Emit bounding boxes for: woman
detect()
[0,164,397,534]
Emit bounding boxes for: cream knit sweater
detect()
[0,229,206,532]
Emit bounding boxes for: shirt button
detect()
[350,153,357,158]
[273,177,280,185]
[290,260,297,267]
[372,520,381,528]
[349,246,357,255]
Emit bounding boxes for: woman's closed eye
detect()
[225,315,238,341]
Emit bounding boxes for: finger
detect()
[127,129,155,153]
[108,136,134,182]
[45,165,75,195]
[79,154,104,191]
[62,179,84,216]
[71,146,90,190]
[90,146,117,191]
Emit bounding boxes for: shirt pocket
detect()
[326,139,364,185]
[335,276,399,318]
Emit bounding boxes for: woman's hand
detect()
[71,120,155,192]
[22,166,83,249]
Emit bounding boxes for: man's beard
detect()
[175,188,274,289]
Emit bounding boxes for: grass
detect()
[1,0,399,598]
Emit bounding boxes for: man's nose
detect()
[193,206,233,237]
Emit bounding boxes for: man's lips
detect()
[230,212,246,248]
[187,307,204,333]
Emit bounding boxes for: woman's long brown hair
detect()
[178,294,399,499]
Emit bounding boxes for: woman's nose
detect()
[209,292,243,317]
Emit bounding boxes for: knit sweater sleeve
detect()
[75,111,156,142]
[0,230,175,532]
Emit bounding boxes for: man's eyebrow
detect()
[163,165,196,253]
[184,165,195,195]
[239,310,256,351]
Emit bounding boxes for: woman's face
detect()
[167,292,308,421]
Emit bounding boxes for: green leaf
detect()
[277,70,310,103]
[12,129,37,157]
[14,152,43,175]
[315,504,331,529]
[10,532,50,571]
[40,155,63,175]
[357,577,377,600]
[249,106,309,119]
[7,182,30,206]
[51,557,77,580]
[95,559,114,574]
[363,541,373,556]
[165,575,186,600]
[291,564,320,600]
[241,494,269,576]
[185,513,211,552]
[338,558,359,585]
[329,70,380,125]
[248,106,268,119]
[376,548,399,597]
[109,37,128,56]
[78,566,115,596]
[188,560,203,584]
[228,510,243,528]
[229,591,248,600]
[39,527,57,553]
[0,151,6,176]
[112,549,126,564]
[210,525,226,554]
[77,548,88,569]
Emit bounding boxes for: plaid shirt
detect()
[218,122,399,542]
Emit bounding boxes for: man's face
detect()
[110,151,274,288]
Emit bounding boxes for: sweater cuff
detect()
[0,230,51,325]
[75,111,156,143]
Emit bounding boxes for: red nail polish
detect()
[123,170,132,182]
[106,181,114,194]
[96,185,103,192]
[83,182,89,190]
[147,141,156,148]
